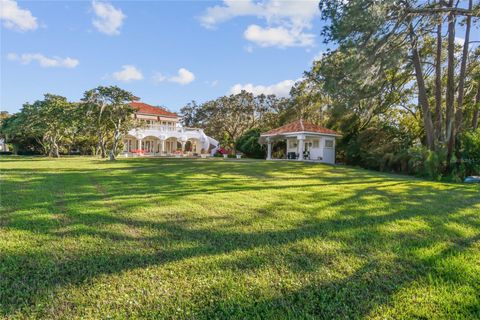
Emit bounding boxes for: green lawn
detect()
[1,157,479,319]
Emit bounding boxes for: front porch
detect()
[264,134,336,163]
[122,135,205,157]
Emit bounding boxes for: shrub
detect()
[460,129,480,176]
[407,146,445,180]
[235,129,265,159]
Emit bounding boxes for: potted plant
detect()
[215,147,229,159]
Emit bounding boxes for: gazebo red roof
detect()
[130,101,178,118]
[262,120,340,136]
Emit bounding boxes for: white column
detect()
[181,141,186,153]
[161,140,166,154]
[298,136,304,161]
[137,139,142,151]
[266,138,272,160]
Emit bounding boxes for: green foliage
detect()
[180,91,289,151]
[407,146,446,181]
[1,94,77,157]
[309,0,479,179]
[81,86,137,160]
[0,113,43,154]
[460,129,480,176]
[235,129,265,159]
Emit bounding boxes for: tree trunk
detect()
[410,28,436,151]
[53,141,60,158]
[109,122,122,161]
[445,8,456,166]
[454,0,472,135]
[473,84,480,130]
[48,138,60,158]
[99,137,107,158]
[109,149,116,161]
[434,21,443,143]
[52,136,60,158]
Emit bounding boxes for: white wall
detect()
[286,136,336,163]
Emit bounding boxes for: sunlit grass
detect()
[0,156,479,319]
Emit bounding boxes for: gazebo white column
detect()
[161,139,165,154]
[266,137,272,160]
[297,134,305,160]
[137,138,143,151]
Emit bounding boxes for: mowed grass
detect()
[0,157,479,319]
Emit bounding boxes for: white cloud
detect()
[200,0,258,28]
[91,0,125,35]
[204,80,219,87]
[170,68,195,85]
[7,53,79,68]
[200,0,318,29]
[230,79,296,97]
[200,0,318,48]
[153,68,195,85]
[244,24,314,48]
[112,65,143,82]
[0,0,38,31]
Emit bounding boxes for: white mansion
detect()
[123,102,218,156]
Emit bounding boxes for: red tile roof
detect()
[262,120,340,136]
[130,101,178,118]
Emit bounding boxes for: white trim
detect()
[260,131,341,138]
[136,112,178,119]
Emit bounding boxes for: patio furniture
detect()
[287,152,296,160]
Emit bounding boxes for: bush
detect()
[235,129,265,159]
[461,129,480,176]
[407,146,445,180]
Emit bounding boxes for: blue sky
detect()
[1,0,327,113]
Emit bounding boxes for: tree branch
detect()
[405,7,480,17]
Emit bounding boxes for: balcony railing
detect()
[134,125,202,133]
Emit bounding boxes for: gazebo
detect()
[259,120,341,164]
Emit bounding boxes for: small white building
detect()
[123,102,218,156]
[259,120,341,164]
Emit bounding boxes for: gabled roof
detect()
[130,101,178,118]
[262,120,340,136]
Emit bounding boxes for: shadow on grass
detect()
[1,158,479,318]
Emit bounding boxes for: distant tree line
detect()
[180,91,292,155]
[0,86,138,160]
